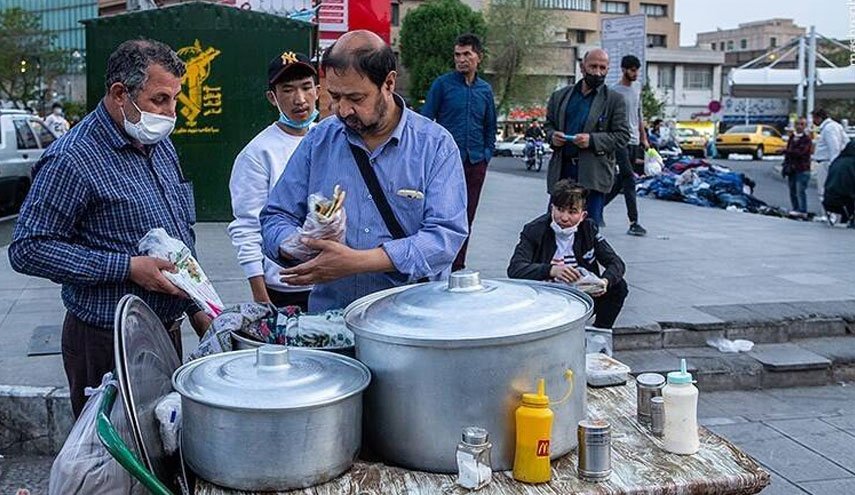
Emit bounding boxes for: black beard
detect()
[338,96,388,136]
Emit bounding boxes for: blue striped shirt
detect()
[9,101,197,328]
[260,96,468,312]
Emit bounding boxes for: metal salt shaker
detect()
[650,396,665,437]
[577,419,611,482]
[636,373,666,424]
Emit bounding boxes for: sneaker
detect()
[627,223,647,236]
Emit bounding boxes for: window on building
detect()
[647,34,666,48]
[536,0,593,10]
[727,40,734,51]
[599,1,629,14]
[640,3,667,17]
[770,37,777,48]
[740,38,747,49]
[659,64,675,89]
[683,66,713,90]
[391,1,399,26]
[576,29,587,43]
[719,42,725,51]
[710,43,716,51]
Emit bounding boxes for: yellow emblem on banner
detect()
[175,39,222,135]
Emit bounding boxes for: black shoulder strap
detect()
[348,143,407,240]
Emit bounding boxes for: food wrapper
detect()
[138,228,224,318]
[280,185,346,262]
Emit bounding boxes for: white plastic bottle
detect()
[662,358,700,455]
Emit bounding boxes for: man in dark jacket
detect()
[782,117,813,214]
[544,49,630,227]
[823,141,855,227]
[508,180,628,329]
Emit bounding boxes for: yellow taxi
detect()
[674,127,707,157]
[715,124,787,160]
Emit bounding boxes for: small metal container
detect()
[650,396,665,437]
[636,373,666,424]
[577,419,611,482]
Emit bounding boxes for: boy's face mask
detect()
[551,205,586,236]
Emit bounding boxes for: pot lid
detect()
[345,271,592,347]
[172,345,370,410]
[114,294,181,487]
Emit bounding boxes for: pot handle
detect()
[549,369,575,406]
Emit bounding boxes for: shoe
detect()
[828,213,841,226]
[627,223,647,236]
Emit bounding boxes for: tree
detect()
[641,82,666,122]
[484,0,550,112]
[0,8,67,111]
[399,0,486,107]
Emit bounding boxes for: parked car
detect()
[674,128,707,157]
[0,109,57,214]
[715,124,786,160]
[495,135,527,157]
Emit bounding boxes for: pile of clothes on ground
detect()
[636,156,790,217]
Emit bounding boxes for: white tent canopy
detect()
[728,68,802,98]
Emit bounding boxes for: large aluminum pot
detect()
[345,271,592,473]
[172,345,370,491]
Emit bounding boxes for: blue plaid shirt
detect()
[9,101,197,328]
[260,95,468,312]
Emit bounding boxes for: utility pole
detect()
[796,35,805,118]
[806,25,816,121]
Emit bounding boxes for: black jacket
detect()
[825,141,855,204]
[507,215,625,287]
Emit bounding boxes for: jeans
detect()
[559,158,606,226]
[787,171,810,213]
[605,145,639,224]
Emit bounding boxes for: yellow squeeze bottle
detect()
[512,378,554,483]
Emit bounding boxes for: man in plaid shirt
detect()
[10,39,210,417]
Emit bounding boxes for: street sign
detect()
[708,100,722,113]
[600,14,647,87]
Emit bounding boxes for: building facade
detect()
[646,47,724,120]
[697,18,805,55]
[0,0,97,104]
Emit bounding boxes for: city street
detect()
[488,155,824,214]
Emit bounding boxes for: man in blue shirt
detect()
[9,39,210,417]
[260,30,468,312]
[422,33,497,271]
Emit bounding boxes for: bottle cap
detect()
[522,378,550,406]
[462,426,489,445]
[666,358,694,384]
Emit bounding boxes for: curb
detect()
[0,385,72,458]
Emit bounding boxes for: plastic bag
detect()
[707,337,754,353]
[49,373,144,495]
[644,148,664,176]
[571,267,607,295]
[138,228,224,318]
[154,392,182,455]
[586,327,613,356]
[280,186,347,262]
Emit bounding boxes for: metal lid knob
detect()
[448,270,483,292]
[256,345,291,369]
[462,426,489,445]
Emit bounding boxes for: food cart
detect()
[95,274,770,495]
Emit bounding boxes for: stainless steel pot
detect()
[345,271,592,473]
[172,345,371,491]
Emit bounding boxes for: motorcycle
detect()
[524,137,545,172]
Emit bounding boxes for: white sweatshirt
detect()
[814,118,850,163]
[228,123,310,293]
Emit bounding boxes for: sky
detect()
[674,0,852,46]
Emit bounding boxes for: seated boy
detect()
[507,180,629,330]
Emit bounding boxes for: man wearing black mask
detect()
[544,48,629,227]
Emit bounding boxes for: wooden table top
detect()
[197,380,770,495]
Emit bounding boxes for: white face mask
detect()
[122,99,176,145]
[551,219,578,237]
